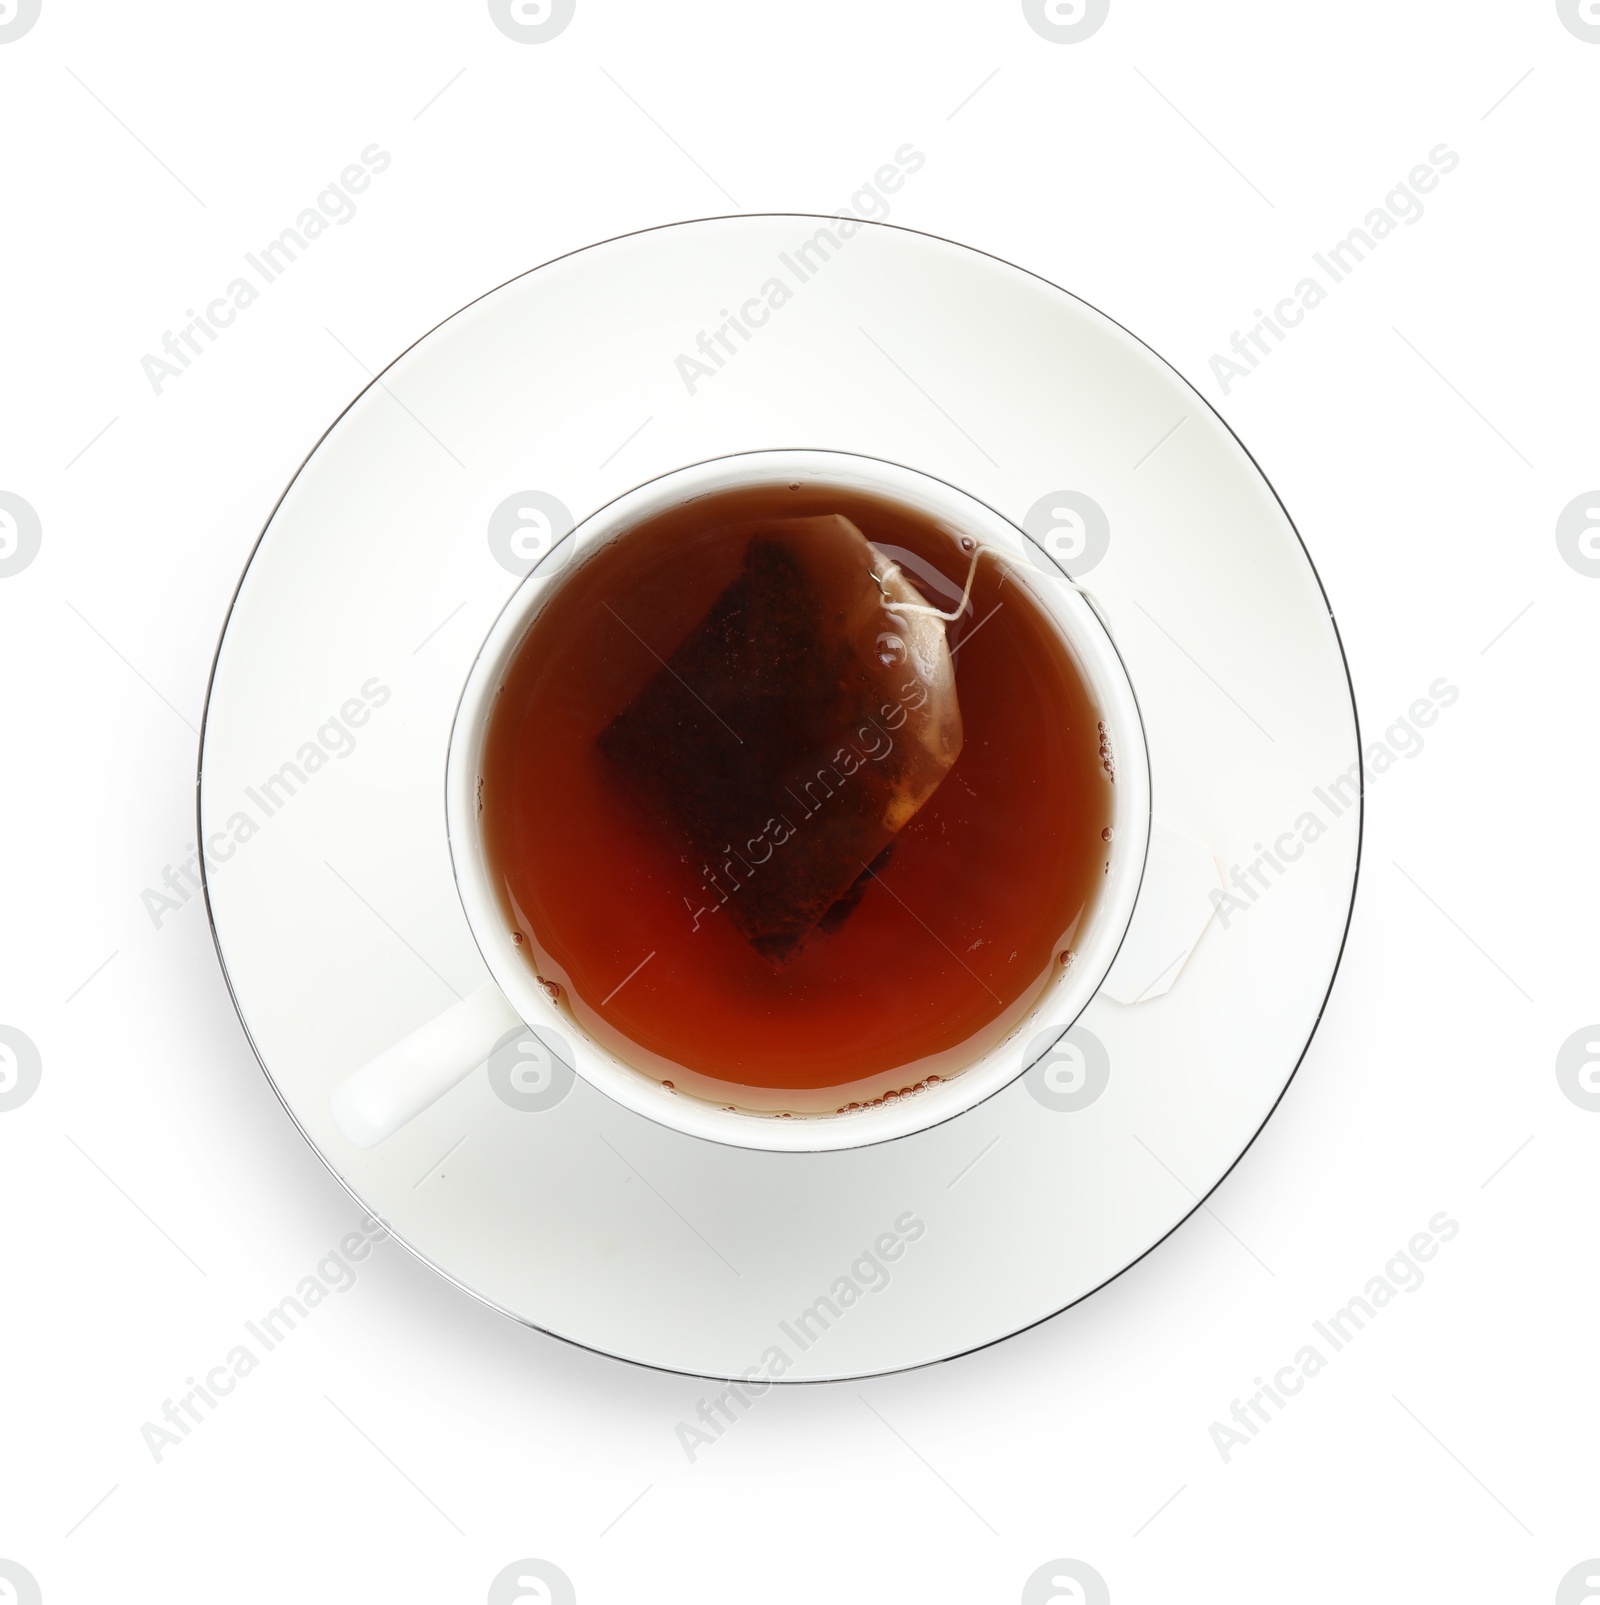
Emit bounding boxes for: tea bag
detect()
[598,515,966,962]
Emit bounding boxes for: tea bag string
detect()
[872,544,983,623]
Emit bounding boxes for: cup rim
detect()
[444,447,1152,1152]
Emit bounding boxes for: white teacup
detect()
[331,450,1152,1153]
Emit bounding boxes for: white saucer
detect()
[198,216,1360,1380]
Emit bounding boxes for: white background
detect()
[2,2,1597,1601]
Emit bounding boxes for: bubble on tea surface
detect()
[597,514,964,963]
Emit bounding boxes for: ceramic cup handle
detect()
[330,982,523,1148]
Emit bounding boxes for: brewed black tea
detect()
[480,479,1114,1113]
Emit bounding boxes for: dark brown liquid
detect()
[480,480,1114,1114]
